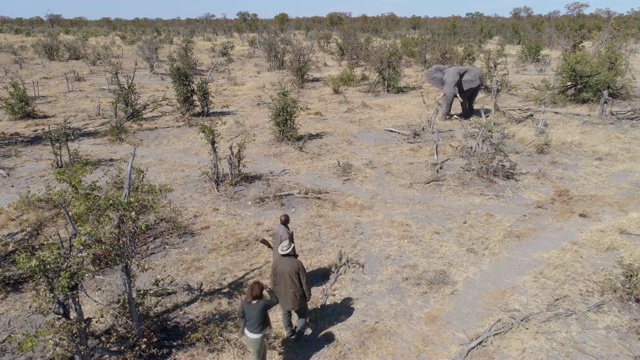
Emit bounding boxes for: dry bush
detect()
[136,36,162,73]
[62,37,87,61]
[32,31,63,61]
[463,117,517,180]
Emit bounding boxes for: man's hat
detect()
[278,240,295,255]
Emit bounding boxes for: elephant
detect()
[426,65,483,120]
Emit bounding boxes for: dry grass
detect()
[1,33,640,359]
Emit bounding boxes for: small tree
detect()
[1,80,39,120]
[258,28,290,70]
[227,142,246,185]
[288,40,314,87]
[171,36,198,77]
[269,82,300,142]
[482,44,510,114]
[16,203,93,360]
[199,123,222,190]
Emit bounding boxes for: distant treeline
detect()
[1,7,640,48]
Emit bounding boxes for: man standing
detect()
[271,240,311,340]
[270,214,296,259]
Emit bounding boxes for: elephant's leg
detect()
[466,87,481,118]
[461,100,469,119]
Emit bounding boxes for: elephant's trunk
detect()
[440,86,456,120]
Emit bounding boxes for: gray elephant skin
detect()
[426,65,483,120]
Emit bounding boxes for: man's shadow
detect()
[281,297,355,360]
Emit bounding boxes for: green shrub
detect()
[169,62,197,116]
[400,36,419,59]
[212,40,235,64]
[519,41,544,63]
[369,42,403,93]
[171,37,199,77]
[269,82,299,142]
[195,78,212,117]
[324,65,359,94]
[556,44,629,103]
[459,43,477,65]
[0,81,39,120]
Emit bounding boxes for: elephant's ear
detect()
[426,65,448,90]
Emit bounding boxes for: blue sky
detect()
[1,0,638,20]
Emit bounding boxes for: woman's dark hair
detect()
[245,281,264,301]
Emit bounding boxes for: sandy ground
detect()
[1,34,640,359]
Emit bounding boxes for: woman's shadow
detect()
[281,296,355,360]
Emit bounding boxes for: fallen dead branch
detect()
[274,190,323,199]
[457,313,537,360]
[502,107,586,117]
[321,250,364,306]
[612,108,640,121]
[384,128,414,136]
[542,300,607,323]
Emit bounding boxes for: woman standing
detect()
[239,281,279,360]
